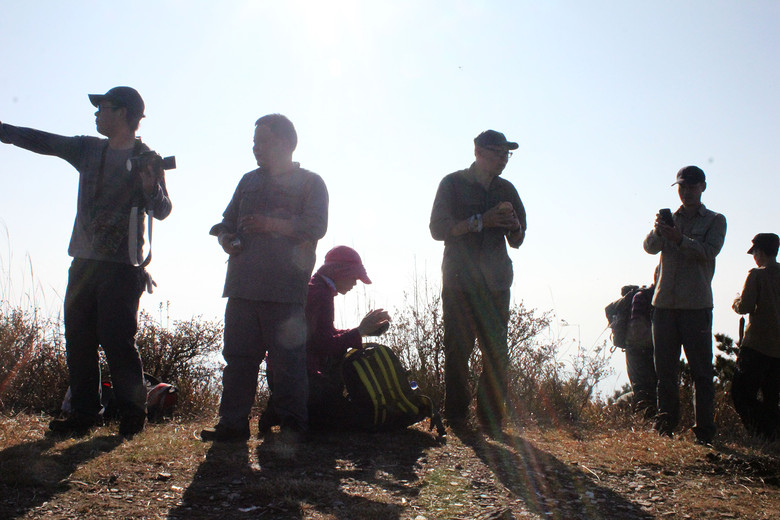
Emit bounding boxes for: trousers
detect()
[731,347,780,440]
[652,308,715,441]
[219,298,308,430]
[442,285,510,429]
[63,258,146,419]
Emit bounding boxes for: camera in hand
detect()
[126,151,176,173]
[659,208,674,226]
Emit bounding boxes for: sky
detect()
[1,1,778,397]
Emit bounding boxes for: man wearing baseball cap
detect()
[0,87,172,437]
[429,129,526,437]
[644,165,727,445]
[732,233,780,440]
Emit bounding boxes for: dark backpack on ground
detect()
[605,284,654,350]
[342,343,445,436]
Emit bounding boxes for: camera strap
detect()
[125,140,155,290]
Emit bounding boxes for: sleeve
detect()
[506,184,526,249]
[643,229,663,255]
[0,123,84,166]
[733,269,759,315]
[430,176,456,241]
[209,182,242,237]
[679,213,727,262]
[146,176,172,221]
[307,283,362,357]
[289,174,329,242]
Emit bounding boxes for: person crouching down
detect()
[259,246,390,434]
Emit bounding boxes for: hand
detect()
[239,214,273,234]
[509,226,526,246]
[654,213,682,244]
[358,308,391,336]
[483,201,521,231]
[218,232,242,255]
[140,163,163,197]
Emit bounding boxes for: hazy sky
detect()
[1,1,778,395]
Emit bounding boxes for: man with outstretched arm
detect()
[0,86,172,437]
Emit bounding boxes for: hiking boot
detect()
[119,413,146,438]
[200,423,250,442]
[48,413,98,437]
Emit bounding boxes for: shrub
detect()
[383,275,612,427]
[135,306,224,418]
[0,306,68,412]
[0,301,224,418]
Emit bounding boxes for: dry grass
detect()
[1,412,779,519]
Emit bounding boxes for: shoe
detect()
[478,419,505,440]
[257,409,281,438]
[200,423,250,442]
[264,425,305,457]
[48,413,98,437]
[119,414,146,437]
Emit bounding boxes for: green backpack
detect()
[342,343,445,436]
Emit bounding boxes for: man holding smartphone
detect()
[643,166,727,445]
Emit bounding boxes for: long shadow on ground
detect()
[458,430,655,520]
[169,428,440,520]
[0,433,123,519]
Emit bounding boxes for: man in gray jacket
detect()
[0,86,172,437]
[644,165,726,445]
[203,114,329,443]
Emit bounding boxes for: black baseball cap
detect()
[474,130,518,150]
[747,233,780,256]
[671,165,706,186]
[88,86,145,119]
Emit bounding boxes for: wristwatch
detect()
[468,214,483,233]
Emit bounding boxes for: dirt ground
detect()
[1,414,778,519]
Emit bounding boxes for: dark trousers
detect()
[63,258,146,419]
[442,285,510,429]
[625,346,657,416]
[731,347,780,440]
[220,298,308,430]
[652,308,715,441]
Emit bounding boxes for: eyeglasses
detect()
[96,105,121,113]
[484,147,513,158]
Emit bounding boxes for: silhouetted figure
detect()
[202,114,328,443]
[732,233,780,441]
[429,129,526,436]
[258,246,390,434]
[644,166,726,445]
[0,87,172,437]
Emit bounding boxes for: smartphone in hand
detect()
[659,208,674,227]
